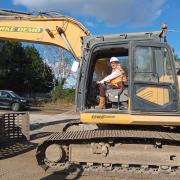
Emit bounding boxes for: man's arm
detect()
[100,69,121,84]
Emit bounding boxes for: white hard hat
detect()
[110,57,119,63]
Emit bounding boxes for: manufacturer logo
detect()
[92,114,115,120]
[0,26,43,33]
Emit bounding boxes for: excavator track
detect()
[36,124,180,177]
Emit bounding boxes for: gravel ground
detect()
[0,108,179,180]
[0,108,83,180]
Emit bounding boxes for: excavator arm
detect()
[0,12,90,59]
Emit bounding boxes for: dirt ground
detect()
[0,105,179,180]
[0,105,111,180]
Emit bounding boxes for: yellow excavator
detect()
[0,10,180,176]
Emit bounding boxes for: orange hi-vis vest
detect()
[109,66,128,89]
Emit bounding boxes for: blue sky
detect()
[0,0,180,57]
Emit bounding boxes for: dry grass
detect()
[39,101,74,111]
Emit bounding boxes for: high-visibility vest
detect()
[109,68,128,89]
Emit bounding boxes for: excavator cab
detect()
[77,31,180,124]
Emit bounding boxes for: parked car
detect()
[0,90,31,111]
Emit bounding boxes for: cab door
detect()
[75,56,88,111]
[130,41,179,113]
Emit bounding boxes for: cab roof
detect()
[82,30,166,49]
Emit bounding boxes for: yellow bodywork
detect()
[0,15,90,58]
[81,113,180,125]
[137,87,169,106]
[81,77,180,125]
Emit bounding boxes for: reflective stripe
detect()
[110,69,128,88]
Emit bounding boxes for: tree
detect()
[39,45,76,88]
[0,40,54,93]
[24,46,54,93]
[0,40,26,92]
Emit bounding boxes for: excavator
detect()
[0,9,180,177]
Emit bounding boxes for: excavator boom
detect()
[0,13,90,58]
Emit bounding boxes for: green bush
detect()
[51,85,75,103]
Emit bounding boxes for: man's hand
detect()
[96,81,101,84]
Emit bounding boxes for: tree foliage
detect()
[51,84,75,103]
[0,40,54,93]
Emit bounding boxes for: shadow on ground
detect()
[41,165,84,180]
[30,118,80,141]
[29,107,69,114]
[28,107,42,112]
[30,132,53,140]
[0,141,37,160]
[30,118,80,131]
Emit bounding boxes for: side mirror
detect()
[71,61,80,72]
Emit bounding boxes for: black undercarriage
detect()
[36,123,180,176]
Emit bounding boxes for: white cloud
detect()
[13,0,167,26]
[85,21,95,28]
